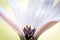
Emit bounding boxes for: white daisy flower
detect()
[0,0,60,40]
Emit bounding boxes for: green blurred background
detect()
[0,0,60,40]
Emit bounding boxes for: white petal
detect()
[8,0,26,27]
[33,0,54,28]
[0,7,19,26]
[23,0,46,27]
[47,2,60,21]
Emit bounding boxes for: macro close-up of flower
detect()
[0,0,60,40]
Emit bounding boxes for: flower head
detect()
[0,0,60,40]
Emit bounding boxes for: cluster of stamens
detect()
[23,25,36,40]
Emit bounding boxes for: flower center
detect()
[23,25,36,40]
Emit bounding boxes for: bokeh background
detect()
[0,0,60,40]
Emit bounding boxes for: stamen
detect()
[23,25,36,40]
